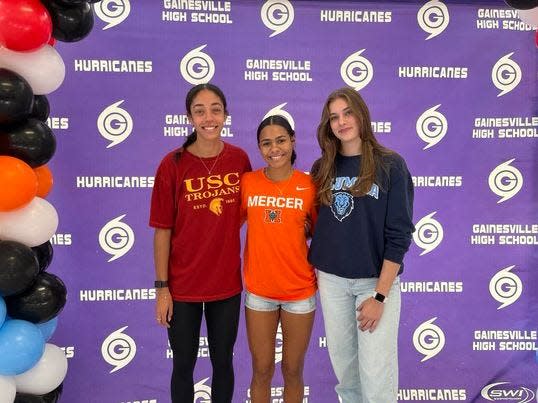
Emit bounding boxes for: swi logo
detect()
[261,0,294,37]
[488,159,523,203]
[263,103,295,130]
[97,100,133,148]
[481,382,535,402]
[417,0,450,40]
[413,317,445,362]
[413,212,444,256]
[180,45,215,85]
[489,265,522,310]
[194,378,212,402]
[94,0,131,30]
[340,49,373,91]
[275,322,283,364]
[492,53,522,97]
[101,326,137,373]
[99,214,135,262]
[416,104,448,150]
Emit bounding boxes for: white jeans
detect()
[317,270,401,403]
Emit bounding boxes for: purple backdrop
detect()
[42,1,538,402]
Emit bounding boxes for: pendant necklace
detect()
[265,167,294,195]
[197,142,223,175]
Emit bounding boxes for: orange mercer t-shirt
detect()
[241,169,317,300]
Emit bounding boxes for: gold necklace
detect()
[264,167,294,195]
[197,143,223,175]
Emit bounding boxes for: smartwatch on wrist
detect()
[154,280,168,288]
[372,291,387,304]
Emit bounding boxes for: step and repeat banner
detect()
[43,1,537,402]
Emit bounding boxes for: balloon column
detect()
[0,1,96,402]
[504,0,538,47]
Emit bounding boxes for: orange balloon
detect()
[34,164,53,198]
[0,156,38,211]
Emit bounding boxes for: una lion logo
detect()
[331,192,354,222]
[209,198,224,216]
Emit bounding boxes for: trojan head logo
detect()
[340,49,373,91]
[489,265,522,310]
[97,100,133,149]
[413,212,443,256]
[98,214,135,262]
[416,105,448,150]
[101,326,137,373]
[194,378,212,403]
[209,198,224,216]
[261,0,294,37]
[94,0,131,30]
[263,103,295,130]
[488,159,523,203]
[331,192,354,222]
[417,0,449,40]
[481,382,535,403]
[492,53,522,97]
[264,209,282,223]
[413,317,445,362]
[180,45,215,85]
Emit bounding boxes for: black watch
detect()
[372,291,387,304]
[154,280,168,288]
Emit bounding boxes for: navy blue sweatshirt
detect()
[308,152,414,279]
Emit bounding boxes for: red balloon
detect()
[48,36,57,47]
[0,0,52,52]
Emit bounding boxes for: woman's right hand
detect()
[156,288,173,328]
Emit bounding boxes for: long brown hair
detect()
[312,87,392,205]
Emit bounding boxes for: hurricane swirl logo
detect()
[94,0,131,30]
[101,326,136,373]
[99,214,135,262]
[492,53,522,97]
[488,159,523,203]
[413,212,443,256]
[261,0,294,37]
[417,0,449,40]
[340,49,373,91]
[194,378,212,403]
[263,103,295,130]
[413,317,445,362]
[97,100,133,149]
[180,45,215,85]
[416,104,448,150]
[489,265,522,310]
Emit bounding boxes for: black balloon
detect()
[0,118,56,167]
[0,241,39,297]
[0,68,34,125]
[31,241,54,273]
[15,383,63,403]
[504,0,538,9]
[6,272,67,324]
[43,1,95,42]
[30,95,50,122]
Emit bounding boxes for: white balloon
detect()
[0,45,66,95]
[14,344,68,395]
[0,375,16,403]
[518,7,538,27]
[0,197,59,247]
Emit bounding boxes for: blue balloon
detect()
[36,316,58,341]
[0,297,5,327]
[0,319,45,375]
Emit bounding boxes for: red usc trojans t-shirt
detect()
[150,142,251,302]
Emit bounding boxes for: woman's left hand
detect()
[357,298,384,333]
